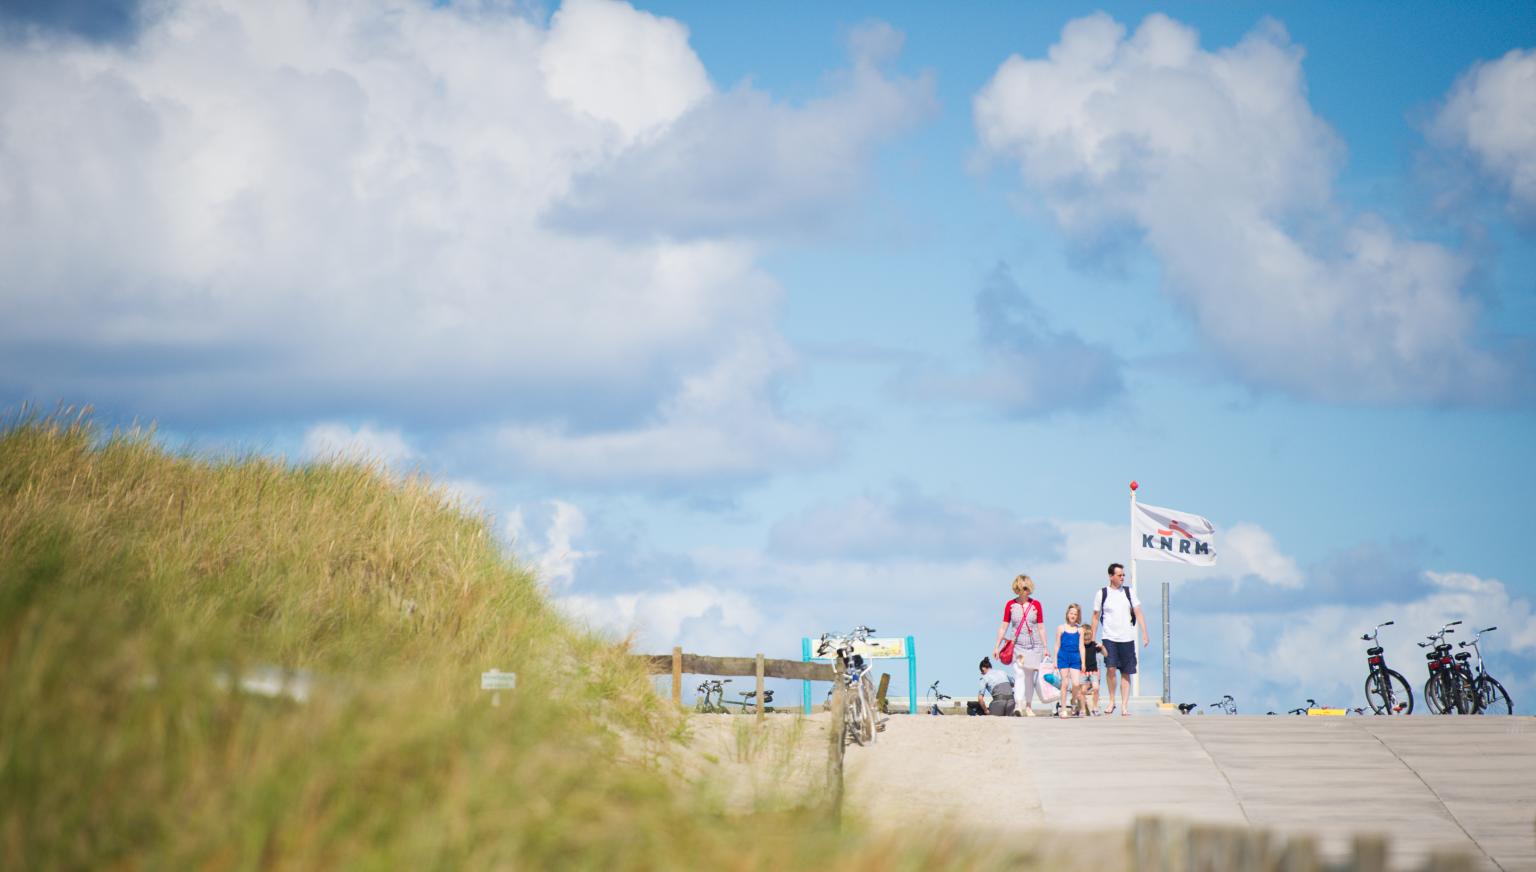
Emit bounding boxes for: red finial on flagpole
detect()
[1129,480,1139,491]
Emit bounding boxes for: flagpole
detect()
[1129,480,1139,700]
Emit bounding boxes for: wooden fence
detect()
[637,647,849,821]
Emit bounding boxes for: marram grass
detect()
[0,413,1008,870]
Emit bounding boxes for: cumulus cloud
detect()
[302,422,414,467]
[1178,569,1536,713]
[547,20,936,240]
[0,0,921,485]
[899,265,1123,416]
[490,337,834,486]
[768,484,1062,563]
[558,584,763,654]
[1430,47,1536,223]
[975,13,1523,406]
[506,499,590,590]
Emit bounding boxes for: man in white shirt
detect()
[1090,562,1149,716]
[976,657,1016,716]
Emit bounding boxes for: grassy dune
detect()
[0,413,1002,870]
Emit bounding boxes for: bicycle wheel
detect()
[1424,673,1450,714]
[1477,675,1513,715]
[846,688,867,747]
[1364,669,1413,715]
[1454,670,1482,714]
[860,680,878,744]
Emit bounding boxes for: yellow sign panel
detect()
[854,637,907,659]
[1306,708,1346,716]
[810,636,907,660]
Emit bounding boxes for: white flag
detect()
[1133,501,1216,566]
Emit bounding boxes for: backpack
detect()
[1098,585,1136,626]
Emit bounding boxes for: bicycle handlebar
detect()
[1447,620,1462,626]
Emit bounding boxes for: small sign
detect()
[481,669,517,691]
[1306,708,1346,716]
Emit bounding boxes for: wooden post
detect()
[1132,817,1166,871]
[827,653,846,826]
[755,653,765,724]
[671,646,682,707]
[1276,837,1320,872]
[1351,835,1387,872]
[876,672,891,715]
[1424,853,1474,872]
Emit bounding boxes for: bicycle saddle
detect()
[1366,645,1383,655]
[1454,651,1471,661]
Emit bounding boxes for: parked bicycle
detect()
[1208,694,1237,715]
[1420,622,1480,715]
[1286,698,1320,716]
[927,680,951,716]
[1360,620,1413,715]
[1459,626,1513,716]
[721,687,775,715]
[694,679,732,713]
[816,626,883,746]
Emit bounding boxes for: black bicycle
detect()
[927,680,951,715]
[1459,626,1513,716]
[1207,694,1237,715]
[1360,620,1412,715]
[1420,622,1480,715]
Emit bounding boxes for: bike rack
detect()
[801,634,918,715]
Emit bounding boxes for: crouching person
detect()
[977,657,1016,716]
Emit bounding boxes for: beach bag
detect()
[1036,671,1061,703]
[997,598,1037,666]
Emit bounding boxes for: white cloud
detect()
[558,584,762,654]
[506,499,590,590]
[547,19,935,240]
[974,13,1518,406]
[1181,569,1536,713]
[1221,522,1303,587]
[302,422,414,467]
[1430,47,1536,220]
[492,337,834,485]
[0,0,919,484]
[540,0,711,142]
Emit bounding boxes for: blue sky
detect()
[2,0,1534,714]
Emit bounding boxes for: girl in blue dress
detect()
[1054,603,1087,718]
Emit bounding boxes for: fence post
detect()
[1276,836,1320,872]
[827,652,846,826]
[1351,835,1387,872]
[1424,853,1473,872]
[755,653,765,724]
[671,646,682,707]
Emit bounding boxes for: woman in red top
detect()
[993,574,1052,716]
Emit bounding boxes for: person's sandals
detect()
[1105,705,1116,716]
[1024,707,1037,717]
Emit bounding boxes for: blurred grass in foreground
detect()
[0,412,1009,870]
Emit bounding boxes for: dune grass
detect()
[0,412,1010,870]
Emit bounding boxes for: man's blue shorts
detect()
[1103,639,1137,675]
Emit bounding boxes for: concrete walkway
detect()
[843,715,1536,871]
